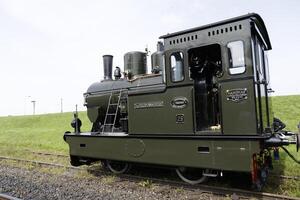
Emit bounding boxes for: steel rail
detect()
[270,174,300,181]
[28,151,68,158]
[0,193,22,200]
[0,156,299,200]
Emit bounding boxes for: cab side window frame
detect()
[170,52,184,82]
[227,40,246,75]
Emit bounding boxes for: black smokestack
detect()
[103,55,113,80]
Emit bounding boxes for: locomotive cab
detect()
[160,14,273,136]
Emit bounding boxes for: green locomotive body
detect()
[64,13,299,188]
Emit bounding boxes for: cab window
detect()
[256,39,266,82]
[227,41,246,74]
[170,52,184,82]
[264,52,270,84]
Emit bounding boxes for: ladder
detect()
[102,90,122,133]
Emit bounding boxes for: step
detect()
[203,172,218,177]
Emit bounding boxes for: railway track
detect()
[0,155,299,200]
[27,151,300,181]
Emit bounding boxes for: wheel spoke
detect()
[104,160,130,174]
[175,167,209,184]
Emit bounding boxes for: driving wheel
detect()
[175,167,209,184]
[103,160,130,174]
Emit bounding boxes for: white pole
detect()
[31,100,36,115]
[60,98,63,113]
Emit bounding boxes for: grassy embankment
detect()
[263,95,300,196]
[0,95,299,196]
[271,95,300,177]
[0,112,91,154]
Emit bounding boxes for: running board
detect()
[203,172,218,177]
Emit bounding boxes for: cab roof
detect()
[159,13,271,50]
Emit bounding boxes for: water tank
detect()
[124,51,147,77]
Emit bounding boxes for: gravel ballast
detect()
[0,164,223,200]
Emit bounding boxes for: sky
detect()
[0,0,299,116]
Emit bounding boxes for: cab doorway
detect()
[188,44,222,132]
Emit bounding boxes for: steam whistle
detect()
[71,104,82,133]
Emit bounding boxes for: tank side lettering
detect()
[134,101,164,109]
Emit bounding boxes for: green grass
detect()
[264,95,300,197]
[272,95,300,132]
[0,112,91,154]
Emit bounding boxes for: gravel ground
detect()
[0,164,225,200]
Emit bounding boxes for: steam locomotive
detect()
[64,13,300,189]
